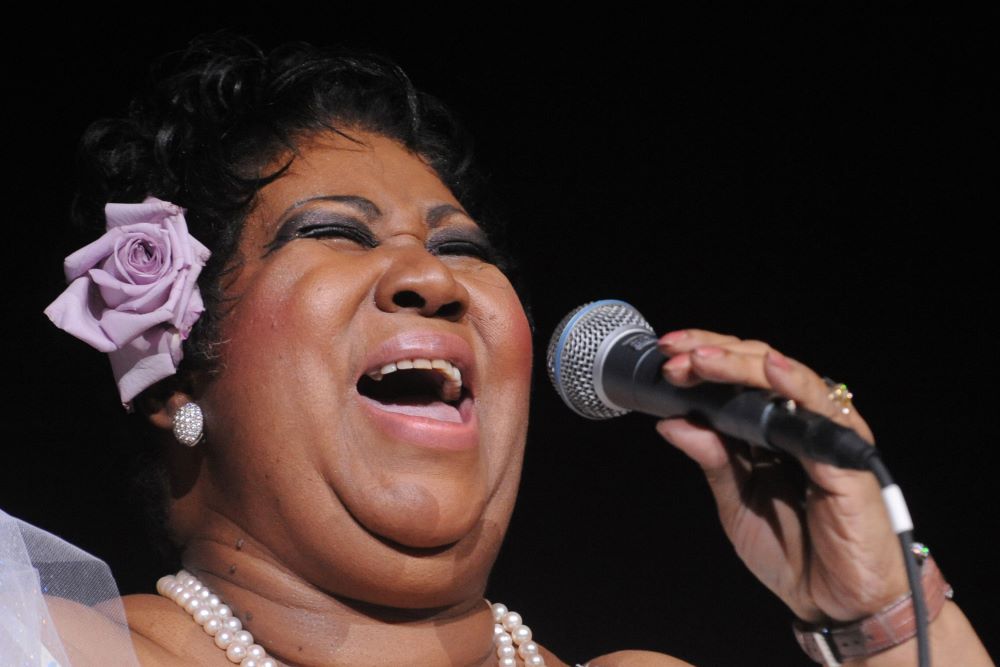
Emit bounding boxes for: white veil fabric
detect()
[0,509,140,667]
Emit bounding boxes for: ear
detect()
[145,391,197,432]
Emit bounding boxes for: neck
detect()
[180,515,497,667]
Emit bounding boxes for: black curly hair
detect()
[73,32,516,392]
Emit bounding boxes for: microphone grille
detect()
[546,300,653,419]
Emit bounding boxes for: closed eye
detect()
[428,229,498,264]
[296,223,378,247]
[432,240,493,261]
[265,212,378,255]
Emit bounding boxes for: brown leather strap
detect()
[793,556,952,665]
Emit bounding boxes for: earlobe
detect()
[146,392,196,432]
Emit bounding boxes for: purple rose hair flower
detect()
[45,197,211,405]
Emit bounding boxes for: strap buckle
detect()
[797,628,842,666]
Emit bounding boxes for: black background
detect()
[2,6,996,665]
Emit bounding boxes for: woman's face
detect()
[193,130,532,607]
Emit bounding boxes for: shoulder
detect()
[583,650,696,667]
[42,594,178,666]
[123,593,230,665]
[43,593,227,666]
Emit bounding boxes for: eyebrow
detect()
[426,203,471,229]
[284,195,382,221]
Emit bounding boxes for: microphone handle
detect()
[599,330,875,470]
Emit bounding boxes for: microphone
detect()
[546,300,875,469]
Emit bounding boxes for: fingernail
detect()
[663,355,690,374]
[694,346,723,358]
[767,350,792,370]
[659,330,688,346]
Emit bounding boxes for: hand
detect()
[654,329,906,624]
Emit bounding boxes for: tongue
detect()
[372,397,463,423]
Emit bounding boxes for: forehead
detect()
[251,130,463,230]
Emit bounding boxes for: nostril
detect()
[434,301,463,319]
[393,290,425,309]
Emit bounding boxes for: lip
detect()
[355,331,479,451]
[356,393,478,451]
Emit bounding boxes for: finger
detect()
[656,418,751,507]
[659,329,771,356]
[763,349,874,443]
[658,329,740,352]
[762,350,879,497]
[662,342,776,388]
[682,344,772,388]
[661,352,703,388]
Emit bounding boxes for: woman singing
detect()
[9,33,992,666]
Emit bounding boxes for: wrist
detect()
[793,547,952,666]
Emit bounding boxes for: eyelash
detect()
[428,239,494,262]
[290,222,494,262]
[295,223,377,248]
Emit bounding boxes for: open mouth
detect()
[357,358,469,424]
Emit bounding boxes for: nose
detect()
[374,244,470,321]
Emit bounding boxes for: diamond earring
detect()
[172,402,204,447]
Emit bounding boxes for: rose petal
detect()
[44,278,119,353]
[116,236,167,283]
[109,325,183,403]
[105,198,182,229]
[90,267,176,312]
[62,229,122,283]
[99,305,175,348]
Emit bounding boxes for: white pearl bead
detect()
[178,590,194,604]
[233,630,253,647]
[224,617,242,633]
[260,659,277,667]
[501,611,522,631]
[156,576,174,595]
[491,602,508,622]
[169,583,186,600]
[177,569,190,579]
[494,631,513,647]
[512,624,532,644]
[216,604,233,619]
[525,655,545,666]
[498,658,517,667]
[207,594,222,608]
[497,644,516,659]
[214,629,235,649]
[518,640,540,657]
[226,643,248,662]
[184,597,202,614]
[180,575,197,587]
[246,644,265,659]
[203,617,223,636]
[239,660,259,667]
[194,607,214,625]
[197,588,212,600]
[189,581,204,593]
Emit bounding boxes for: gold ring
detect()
[824,378,853,416]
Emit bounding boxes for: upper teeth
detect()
[367,358,463,401]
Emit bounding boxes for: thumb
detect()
[656,418,751,517]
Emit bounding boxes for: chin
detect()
[356,490,489,550]
[311,514,506,610]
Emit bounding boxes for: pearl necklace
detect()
[158,570,548,666]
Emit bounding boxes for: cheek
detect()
[467,273,533,388]
[205,251,374,458]
[220,248,373,363]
